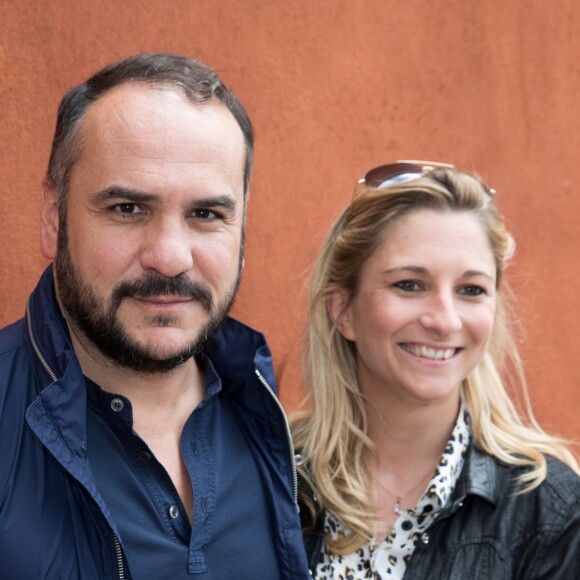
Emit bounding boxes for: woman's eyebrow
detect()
[381,266,495,281]
[381,266,428,276]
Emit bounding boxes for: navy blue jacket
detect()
[0,266,309,579]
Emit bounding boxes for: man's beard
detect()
[55,224,242,374]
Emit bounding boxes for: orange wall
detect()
[1,1,578,442]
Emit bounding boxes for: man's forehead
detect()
[67,82,247,198]
[81,83,227,132]
[73,83,246,169]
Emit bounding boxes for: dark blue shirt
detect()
[86,355,280,579]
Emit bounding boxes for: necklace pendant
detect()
[393,499,403,515]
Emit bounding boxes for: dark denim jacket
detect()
[300,445,580,579]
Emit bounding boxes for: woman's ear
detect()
[326,289,356,341]
[40,181,59,260]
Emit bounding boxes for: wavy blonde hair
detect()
[291,167,579,555]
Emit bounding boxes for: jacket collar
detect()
[25,265,276,458]
[27,265,274,391]
[453,444,500,506]
[26,265,75,381]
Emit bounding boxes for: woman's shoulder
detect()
[538,455,580,505]
[465,446,580,512]
[487,451,580,521]
[503,453,579,495]
[455,447,580,561]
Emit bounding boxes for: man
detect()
[0,53,309,579]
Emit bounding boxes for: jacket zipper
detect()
[25,299,126,579]
[113,535,125,579]
[254,367,299,506]
[26,298,57,382]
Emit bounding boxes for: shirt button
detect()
[169,505,179,519]
[138,451,152,462]
[420,532,430,544]
[110,398,124,412]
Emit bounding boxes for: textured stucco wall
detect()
[1,0,578,442]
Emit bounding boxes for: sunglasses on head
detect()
[353,160,496,200]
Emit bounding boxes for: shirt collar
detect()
[85,352,223,429]
[416,402,471,515]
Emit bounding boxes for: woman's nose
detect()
[419,293,462,336]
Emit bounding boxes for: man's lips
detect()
[129,295,194,307]
[136,296,192,302]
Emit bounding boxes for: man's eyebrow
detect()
[189,195,237,212]
[91,186,160,204]
[90,188,238,211]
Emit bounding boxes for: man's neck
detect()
[71,329,203,521]
[69,329,206,425]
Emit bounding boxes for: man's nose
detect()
[419,292,462,336]
[139,219,194,278]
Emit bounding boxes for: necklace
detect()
[369,405,437,514]
[369,406,436,515]
[376,469,434,515]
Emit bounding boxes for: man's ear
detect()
[40,181,59,260]
[326,288,356,341]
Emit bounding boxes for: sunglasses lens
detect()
[358,161,493,200]
[363,163,421,189]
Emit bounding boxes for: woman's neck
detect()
[363,392,461,470]
[362,393,462,536]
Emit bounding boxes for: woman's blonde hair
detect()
[291,167,579,554]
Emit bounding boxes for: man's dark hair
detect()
[46,52,254,219]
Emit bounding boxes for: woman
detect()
[291,162,580,579]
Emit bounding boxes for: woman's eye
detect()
[394,280,422,292]
[459,285,486,297]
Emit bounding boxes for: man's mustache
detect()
[111,273,213,313]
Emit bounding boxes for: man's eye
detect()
[394,280,422,292]
[115,204,142,215]
[192,209,217,220]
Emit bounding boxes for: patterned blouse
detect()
[315,407,471,579]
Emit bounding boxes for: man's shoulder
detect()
[0,318,35,399]
[0,317,27,357]
[207,316,272,375]
[0,317,39,422]
[214,316,268,346]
